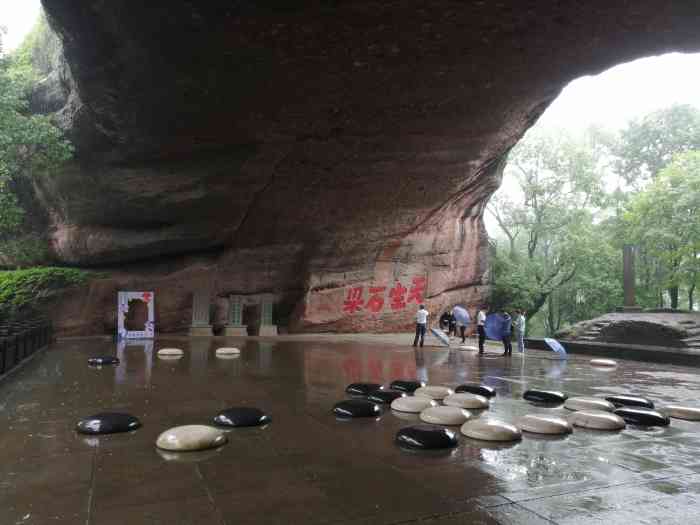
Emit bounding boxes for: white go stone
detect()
[460,419,522,442]
[419,406,471,426]
[391,396,438,414]
[156,425,227,451]
[518,414,572,435]
[564,397,615,412]
[216,347,241,356]
[660,405,700,421]
[569,409,625,430]
[444,393,490,409]
[414,386,454,400]
[158,348,184,357]
[590,358,617,367]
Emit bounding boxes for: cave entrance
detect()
[242,304,260,335]
[125,299,148,331]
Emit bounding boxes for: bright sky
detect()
[0,0,41,52]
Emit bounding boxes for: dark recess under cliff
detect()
[33,1,700,336]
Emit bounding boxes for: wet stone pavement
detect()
[2,339,700,524]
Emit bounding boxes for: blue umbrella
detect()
[452,306,470,325]
[484,313,505,340]
[543,338,568,359]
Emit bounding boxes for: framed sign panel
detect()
[118,291,155,339]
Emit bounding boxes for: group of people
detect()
[413,304,526,356]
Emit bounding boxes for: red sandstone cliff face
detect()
[34,1,700,335]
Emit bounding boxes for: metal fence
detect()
[0,320,52,376]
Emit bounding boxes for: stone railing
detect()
[0,319,52,377]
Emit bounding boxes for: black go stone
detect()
[605,395,654,409]
[214,407,271,427]
[455,383,496,398]
[76,412,141,435]
[345,383,383,396]
[523,390,568,404]
[88,356,120,366]
[389,380,425,393]
[333,399,381,418]
[395,425,459,450]
[613,407,669,426]
[368,389,406,404]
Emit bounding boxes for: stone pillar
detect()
[620,244,642,312]
[224,295,248,336]
[189,288,213,336]
[258,294,278,336]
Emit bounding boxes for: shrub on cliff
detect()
[0,267,90,318]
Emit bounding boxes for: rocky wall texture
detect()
[35,1,700,335]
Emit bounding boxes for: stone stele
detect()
[518,414,572,435]
[461,419,522,442]
[419,406,470,426]
[414,386,454,400]
[156,425,227,451]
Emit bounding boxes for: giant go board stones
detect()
[346,383,383,396]
[88,356,120,366]
[564,397,615,412]
[443,393,490,410]
[156,425,227,451]
[391,396,437,414]
[419,406,470,426]
[76,412,141,435]
[395,425,459,450]
[157,348,184,359]
[367,390,405,404]
[214,407,271,427]
[523,390,568,404]
[605,395,654,409]
[414,385,454,401]
[390,380,425,393]
[460,419,522,442]
[215,347,241,357]
[455,383,496,398]
[613,407,670,427]
[518,414,572,435]
[590,358,617,367]
[333,399,381,418]
[660,405,700,421]
[569,410,626,430]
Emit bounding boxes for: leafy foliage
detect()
[0,267,90,317]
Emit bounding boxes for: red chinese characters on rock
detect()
[365,286,386,313]
[342,277,427,315]
[406,277,426,305]
[342,287,364,314]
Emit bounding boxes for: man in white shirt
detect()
[514,309,526,353]
[476,306,487,355]
[413,304,429,347]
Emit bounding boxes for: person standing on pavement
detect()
[452,305,470,344]
[501,311,513,356]
[413,304,429,347]
[476,306,487,355]
[514,309,526,353]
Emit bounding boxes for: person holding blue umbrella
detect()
[501,310,513,356]
[451,305,470,344]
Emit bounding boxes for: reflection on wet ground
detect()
[2,339,700,524]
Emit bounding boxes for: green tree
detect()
[0,21,72,262]
[488,129,607,326]
[623,151,700,309]
[614,104,700,187]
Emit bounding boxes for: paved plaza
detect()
[2,338,700,524]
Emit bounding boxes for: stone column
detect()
[258,294,278,336]
[621,244,642,312]
[189,288,213,336]
[224,295,248,336]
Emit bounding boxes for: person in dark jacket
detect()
[501,311,513,356]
